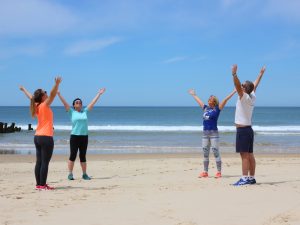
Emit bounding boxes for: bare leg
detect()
[240,152,250,176]
[80,162,87,174]
[68,160,75,173]
[249,153,256,176]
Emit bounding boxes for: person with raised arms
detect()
[57,88,106,180]
[231,64,266,186]
[20,77,62,190]
[189,89,236,178]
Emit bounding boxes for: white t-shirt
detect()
[235,92,256,126]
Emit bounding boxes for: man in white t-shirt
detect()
[231,64,266,186]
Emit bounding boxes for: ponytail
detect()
[30,98,36,118]
[30,89,44,118]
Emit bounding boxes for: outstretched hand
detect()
[99,88,106,95]
[232,64,238,75]
[19,85,25,91]
[260,66,266,74]
[55,76,62,85]
[188,89,196,96]
[19,85,32,99]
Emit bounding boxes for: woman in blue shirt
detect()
[189,89,235,178]
[58,88,106,180]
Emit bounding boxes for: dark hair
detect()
[30,89,45,117]
[72,98,82,108]
[243,80,254,94]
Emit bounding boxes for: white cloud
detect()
[64,37,122,56]
[0,0,77,36]
[0,1,214,38]
[220,0,300,23]
[68,1,210,32]
[264,0,300,22]
[163,56,187,64]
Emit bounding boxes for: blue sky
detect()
[1,0,300,106]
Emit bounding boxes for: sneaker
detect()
[232,178,251,186]
[215,172,222,178]
[248,178,257,184]
[39,184,55,190]
[35,185,42,190]
[68,173,74,180]
[82,173,91,180]
[198,171,208,178]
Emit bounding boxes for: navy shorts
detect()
[236,126,254,153]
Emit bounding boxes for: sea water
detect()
[1,106,300,154]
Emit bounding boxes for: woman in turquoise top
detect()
[57,88,106,180]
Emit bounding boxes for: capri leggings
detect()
[34,136,54,186]
[69,135,88,162]
[202,130,221,172]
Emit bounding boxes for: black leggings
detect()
[34,136,54,186]
[69,135,88,162]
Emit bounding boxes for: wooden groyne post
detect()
[0,122,23,133]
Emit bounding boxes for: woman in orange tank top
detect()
[20,77,62,190]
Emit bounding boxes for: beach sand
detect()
[1,153,300,225]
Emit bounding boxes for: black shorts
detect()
[69,135,88,162]
[236,126,254,153]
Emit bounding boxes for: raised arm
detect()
[57,90,70,111]
[232,64,243,99]
[188,89,205,109]
[87,88,106,111]
[45,76,62,106]
[253,66,266,92]
[19,85,32,100]
[219,89,236,110]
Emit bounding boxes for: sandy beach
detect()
[1,153,300,225]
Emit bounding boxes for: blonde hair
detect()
[210,95,219,106]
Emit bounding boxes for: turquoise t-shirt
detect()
[68,107,89,135]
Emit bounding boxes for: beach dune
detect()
[1,153,300,225]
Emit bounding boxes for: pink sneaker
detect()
[198,171,208,178]
[215,172,222,178]
[35,185,42,190]
[39,184,55,190]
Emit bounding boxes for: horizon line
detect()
[1,105,299,108]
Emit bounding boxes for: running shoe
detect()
[82,173,91,180]
[215,172,222,178]
[198,171,208,178]
[68,173,74,180]
[35,185,42,190]
[232,178,250,186]
[248,178,257,184]
[39,184,55,190]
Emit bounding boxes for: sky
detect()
[0,0,300,107]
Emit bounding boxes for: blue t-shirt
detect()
[68,107,89,135]
[202,105,220,131]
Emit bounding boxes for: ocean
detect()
[1,106,300,154]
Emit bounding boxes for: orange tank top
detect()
[35,102,53,136]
